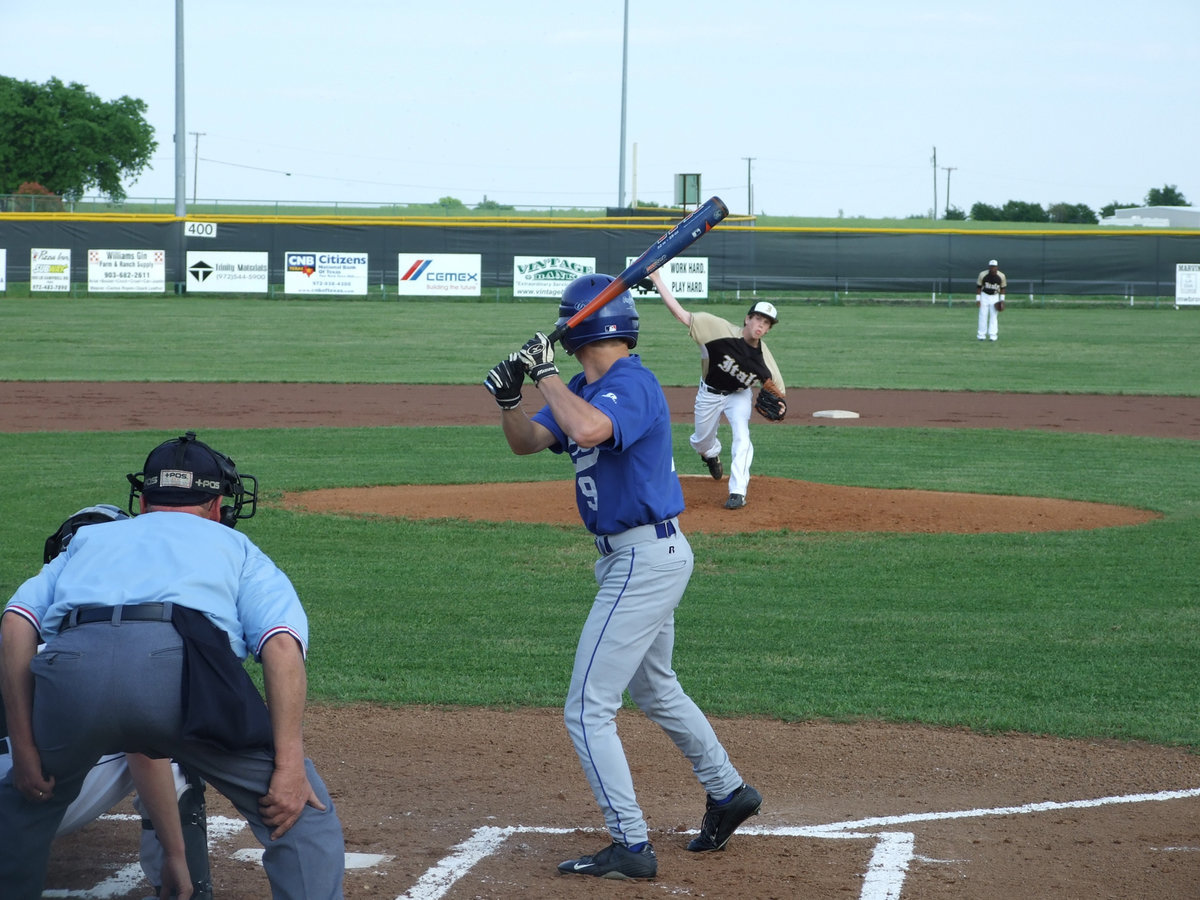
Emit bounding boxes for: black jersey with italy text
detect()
[977,269,1007,294]
[688,312,774,393]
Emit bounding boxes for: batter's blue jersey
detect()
[532,354,684,535]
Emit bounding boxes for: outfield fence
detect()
[1,213,1198,302]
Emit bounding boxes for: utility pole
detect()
[941,166,956,216]
[931,146,937,220]
[742,156,755,217]
[189,131,205,205]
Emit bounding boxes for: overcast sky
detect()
[3,1,1196,217]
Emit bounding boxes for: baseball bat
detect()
[545,195,729,346]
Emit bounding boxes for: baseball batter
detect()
[485,274,762,881]
[650,271,786,509]
[976,258,1007,341]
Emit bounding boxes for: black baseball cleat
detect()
[687,784,762,852]
[724,493,746,509]
[701,453,723,480]
[558,841,657,879]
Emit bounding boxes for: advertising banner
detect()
[628,256,710,299]
[87,249,166,292]
[1176,263,1200,308]
[397,253,482,296]
[284,251,368,295]
[31,248,71,292]
[186,251,269,293]
[513,256,595,298]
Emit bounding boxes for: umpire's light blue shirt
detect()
[4,510,308,660]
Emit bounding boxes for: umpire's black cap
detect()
[133,431,238,506]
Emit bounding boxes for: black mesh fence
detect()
[0,217,1196,298]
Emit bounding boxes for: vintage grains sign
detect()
[512,256,595,298]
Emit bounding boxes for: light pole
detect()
[174,0,186,218]
[617,0,629,208]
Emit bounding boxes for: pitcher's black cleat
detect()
[701,453,723,480]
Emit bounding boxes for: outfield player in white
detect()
[976,258,1007,341]
[649,271,786,509]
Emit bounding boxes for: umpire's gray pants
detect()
[0,619,344,900]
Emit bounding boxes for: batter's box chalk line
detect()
[59,787,1198,900]
[396,787,1200,900]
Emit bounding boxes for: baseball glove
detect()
[754,379,787,421]
[995,299,1005,312]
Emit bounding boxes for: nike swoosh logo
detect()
[573,863,595,871]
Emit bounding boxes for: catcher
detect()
[648,271,787,509]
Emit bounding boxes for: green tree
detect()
[969,202,1003,221]
[475,197,514,212]
[1000,200,1049,223]
[1047,202,1098,224]
[943,205,966,220]
[1100,201,1137,218]
[1144,184,1189,206]
[0,75,156,202]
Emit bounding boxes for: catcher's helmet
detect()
[43,503,130,564]
[556,274,639,355]
[127,430,257,527]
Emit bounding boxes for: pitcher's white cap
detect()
[748,300,778,324]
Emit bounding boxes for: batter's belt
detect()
[595,518,679,556]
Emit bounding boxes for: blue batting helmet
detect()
[556,274,639,355]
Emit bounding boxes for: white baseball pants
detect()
[690,386,755,496]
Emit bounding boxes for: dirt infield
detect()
[6,382,1199,899]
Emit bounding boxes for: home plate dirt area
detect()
[5,382,1200,899]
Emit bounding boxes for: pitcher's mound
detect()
[282,476,1156,534]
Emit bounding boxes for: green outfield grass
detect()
[1,299,1198,749]
[2,296,1198,393]
[1,423,1197,748]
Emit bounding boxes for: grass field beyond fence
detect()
[1,299,1198,749]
